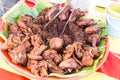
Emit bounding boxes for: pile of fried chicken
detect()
[1,4,106,77]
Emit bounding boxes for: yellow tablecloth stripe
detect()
[109,36,120,54]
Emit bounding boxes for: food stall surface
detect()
[0,0,18,16]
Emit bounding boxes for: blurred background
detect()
[0,0,18,16]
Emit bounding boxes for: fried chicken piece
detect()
[58,5,71,21]
[1,34,22,50]
[87,46,100,58]
[84,26,102,34]
[62,34,73,46]
[73,54,82,66]
[87,34,100,46]
[2,34,30,65]
[21,36,31,53]
[83,45,99,58]
[81,51,93,66]
[38,60,48,77]
[17,15,40,35]
[27,60,39,75]
[26,23,42,34]
[39,60,48,70]
[17,19,42,35]
[28,45,47,60]
[9,23,21,34]
[8,44,27,65]
[46,4,59,21]
[73,42,83,59]
[42,49,62,64]
[1,34,14,50]
[17,19,26,29]
[91,46,100,58]
[59,58,80,70]
[69,8,82,22]
[48,37,64,50]
[39,67,48,77]
[63,45,74,60]
[47,61,64,74]
[76,18,93,27]
[28,60,48,77]
[33,8,50,24]
[38,8,50,17]
[33,16,45,25]
[31,35,43,47]
[17,19,33,35]
[27,54,43,60]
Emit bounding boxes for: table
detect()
[0,0,120,80]
[0,0,18,15]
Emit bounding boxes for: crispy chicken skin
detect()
[48,37,64,50]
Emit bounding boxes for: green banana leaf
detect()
[0,24,8,40]
[0,0,107,78]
